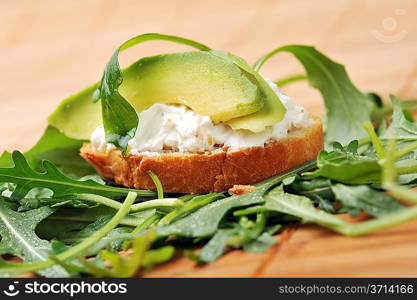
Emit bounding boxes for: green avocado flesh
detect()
[211,51,287,132]
[48,51,286,140]
[120,51,264,123]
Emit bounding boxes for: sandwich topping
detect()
[91,78,311,154]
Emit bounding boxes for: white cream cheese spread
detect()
[91,78,312,154]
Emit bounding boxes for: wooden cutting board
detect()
[1,0,417,277]
[144,219,417,277]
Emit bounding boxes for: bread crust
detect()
[80,116,323,194]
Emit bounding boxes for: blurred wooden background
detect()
[1,0,417,277]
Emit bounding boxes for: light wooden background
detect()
[1,0,417,277]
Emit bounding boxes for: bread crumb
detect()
[229,184,256,195]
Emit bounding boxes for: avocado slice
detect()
[49,51,265,140]
[48,83,101,140]
[211,51,287,133]
[49,50,288,140]
[120,51,264,123]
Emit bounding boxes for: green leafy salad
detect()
[1,33,417,278]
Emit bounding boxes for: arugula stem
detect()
[132,213,161,234]
[274,74,307,87]
[227,213,266,247]
[381,138,417,204]
[371,100,417,123]
[357,137,371,146]
[340,205,417,236]
[147,171,164,199]
[233,206,267,216]
[179,194,196,202]
[385,184,417,204]
[381,138,397,185]
[130,198,183,212]
[55,191,133,261]
[363,121,385,159]
[253,47,281,71]
[158,193,224,225]
[74,194,123,210]
[396,164,417,176]
[0,192,137,275]
[394,140,417,160]
[65,194,182,214]
[362,120,417,178]
[120,213,162,250]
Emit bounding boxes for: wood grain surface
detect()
[1,0,417,277]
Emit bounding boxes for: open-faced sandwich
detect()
[51,42,323,194]
[3,33,417,279]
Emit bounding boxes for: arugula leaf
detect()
[381,95,417,142]
[142,246,175,270]
[264,185,417,237]
[0,152,12,168]
[371,93,417,124]
[306,122,417,185]
[194,213,269,263]
[331,184,404,217]
[254,45,373,145]
[46,241,86,275]
[197,229,237,263]
[287,178,335,213]
[305,117,417,185]
[55,223,132,257]
[0,151,155,200]
[25,126,92,175]
[243,232,277,253]
[188,213,275,263]
[1,126,93,180]
[7,188,105,212]
[0,126,94,178]
[156,189,266,238]
[227,214,267,248]
[1,187,53,212]
[397,159,417,185]
[156,161,315,238]
[52,215,110,241]
[158,193,224,225]
[0,257,37,277]
[35,198,96,210]
[39,222,135,258]
[286,178,334,200]
[36,218,91,241]
[381,137,417,205]
[0,199,68,277]
[0,192,137,276]
[95,33,210,152]
[304,142,381,184]
[80,231,161,277]
[264,186,347,230]
[305,159,380,184]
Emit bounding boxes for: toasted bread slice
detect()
[80,116,323,194]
